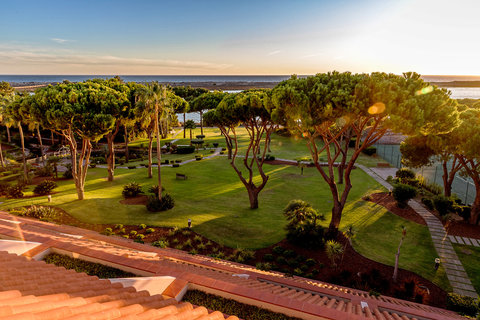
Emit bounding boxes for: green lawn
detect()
[453,244,480,293]
[0,128,450,291]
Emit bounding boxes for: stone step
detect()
[444,269,469,278]
[455,236,465,245]
[450,280,476,291]
[443,263,465,271]
[448,235,458,244]
[449,275,475,285]
[453,288,478,298]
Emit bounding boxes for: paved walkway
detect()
[359,164,478,298]
[449,235,480,247]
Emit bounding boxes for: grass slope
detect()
[453,244,480,293]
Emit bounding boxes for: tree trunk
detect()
[18,122,27,180]
[337,165,345,184]
[0,135,4,168]
[393,232,406,282]
[327,202,343,238]
[155,109,162,201]
[442,161,452,197]
[247,187,259,209]
[124,125,129,163]
[469,180,480,225]
[189,129,193,140]
[183,113,186,139]
[147,132,153,178]
[106,133,115,181]
[200,111,204,136]
[6,126,11,143]
[51,130,54,145]
[36,125,45,165]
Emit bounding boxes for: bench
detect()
[176,173,187,180]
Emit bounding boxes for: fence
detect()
[375,144,476,205]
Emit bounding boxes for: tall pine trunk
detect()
[6,126,11,143]
[36,125,45,165]
[200,110,204,136]
[155,107,162,201]
[18,122,27,180]
[124,125,129,163]
[106,133,115,181]
[147,131,153,178]
[469,179,480,225]
[183,113,186,138]
[50,130,54,145]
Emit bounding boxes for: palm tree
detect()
[136,82,172,200]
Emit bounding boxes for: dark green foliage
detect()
[272,246,285,255]
[0,183,9,196]
[213,143,219,148]
[392,183,417,208]
[146,227,155,234]
[44,253,136,279]
[63,163,73,179]
[93,156,107,164]
[362,146,377,156]
[175,145,195,154]
[127,165,136,169]
[7,185,24,198]
[196,135,206,139]
[146,193,175,212]
[263,254,274,262]
[122,182,142,198]
[265,154,276,161]
[446,293,479,317]
[148,185,165,196]
[35,165,54,177]
[182,290,300,320]
[305,258,316,267]
[458,206,471,221]
[276,256,287,265]
[396,168,416,179]
[421,197,434,210]
[283,249,296,258]
[433,195,453,216]
[283,199,326,248]
[33,180,57,195]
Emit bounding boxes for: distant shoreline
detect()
[9,80,480,92]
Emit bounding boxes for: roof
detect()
[0,211,466,320]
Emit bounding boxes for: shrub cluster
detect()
[392,183,417,208]
[283,199,325,248]
[175,145,195,154]
[17,205,60,222]
[43,253,136,279]
[361,146,376,156]
[396,168,416,179]
[33,180,57,195]
[146,193,175,212]
[265,154,276,161]
[446,293,479,317]
[122,182,142,198]
[7,185,24,198]
[35,165,54,177]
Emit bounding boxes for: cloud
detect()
[51,38,74,44]
[0,44,232,72]
[267,50,281,56]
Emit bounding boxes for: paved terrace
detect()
[0,211,465,320]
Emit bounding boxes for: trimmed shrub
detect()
[89,163,96,168]
[138,223,147,229]
[433,195,453,216]
[146,193,175,212]
[176,145,195,154]
[213,143,219,148]
[362,146,376,156]
[392,183,417,208]
[122,182,142,198]
[446,293,479,317]
[44,253,136,279]
[7,185,24,198]
[127,165,136,169]
[33,180,57,195]
[421,197,434,210]
[93,156,107,164]
[396,168,416,179]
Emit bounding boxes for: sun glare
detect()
[368,102,386,115]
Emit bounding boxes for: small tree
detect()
[325,240,343,268]
[184,120,196,140]
[393,226,407,282]
[283,199,325,248]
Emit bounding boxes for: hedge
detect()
[43,253,137,279]
[182,290,302,320]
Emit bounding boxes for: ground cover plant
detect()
[43,253,137,278]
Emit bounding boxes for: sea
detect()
[2,75,479,122]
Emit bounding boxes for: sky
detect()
[1,0,479,75]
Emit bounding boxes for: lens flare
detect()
[368,102,386,115]
[415,86,433,96]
